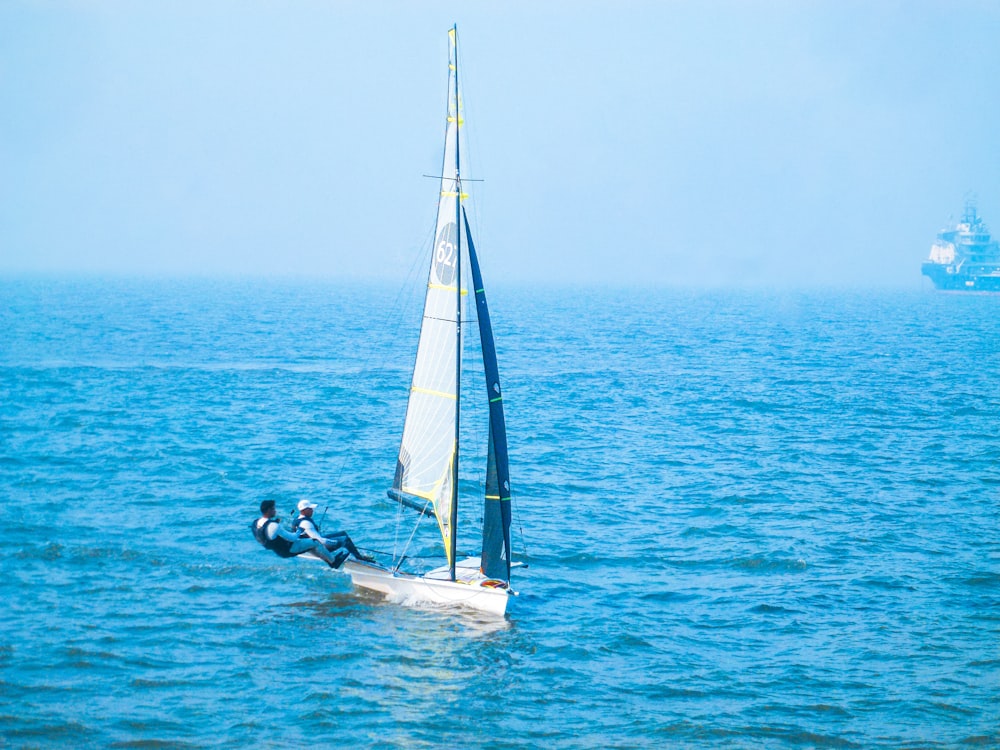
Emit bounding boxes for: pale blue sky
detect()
[2,1,999,287]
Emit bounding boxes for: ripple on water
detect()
[2,283,1000,748]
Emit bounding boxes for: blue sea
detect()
[1,277,998,749]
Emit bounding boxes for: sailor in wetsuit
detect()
[252,499,349,569]
[292,499,374,563]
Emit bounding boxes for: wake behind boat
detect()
[342,26,518,616]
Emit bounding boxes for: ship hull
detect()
[922,262,1000,291]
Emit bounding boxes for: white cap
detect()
[297,499,318,512]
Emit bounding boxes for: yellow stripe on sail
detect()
[411,385,457,400]
[446,116,465,126]
[427,283,469,295]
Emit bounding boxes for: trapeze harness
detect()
[251,518,299,559]
[292,513,319,538]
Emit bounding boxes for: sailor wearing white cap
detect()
[292,499,374,563]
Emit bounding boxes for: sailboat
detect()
[341,26,516,616]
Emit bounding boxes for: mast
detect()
[449,23,461,582]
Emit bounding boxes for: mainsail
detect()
[390,26,512,583]
[391,27,465,573]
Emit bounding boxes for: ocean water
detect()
[1,277,998,749]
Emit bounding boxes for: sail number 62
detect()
[437,240,456,267]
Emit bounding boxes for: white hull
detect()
[342,557,511,616]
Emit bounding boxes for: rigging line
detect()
[423,174,484,182]
[511,490,530,560]
[357,546,442,560]
[393,473,405,562]
[452,32,486,257]
[321,219,433,523]
[395,495,433,570]
[423,314,467,324]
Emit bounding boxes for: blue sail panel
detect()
[463,208,512,582]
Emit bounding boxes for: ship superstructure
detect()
[922,201,1000,291]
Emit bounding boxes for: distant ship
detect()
[922,201,1000,291]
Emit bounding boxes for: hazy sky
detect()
[2,1,999,287]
